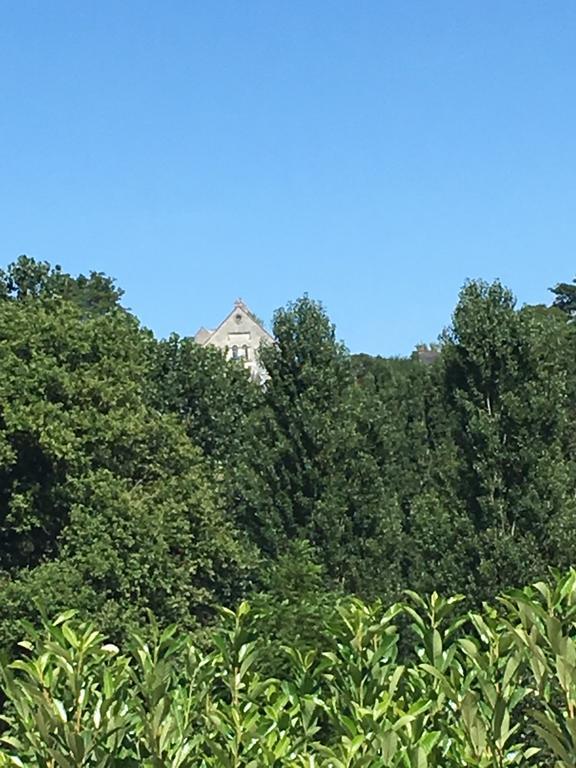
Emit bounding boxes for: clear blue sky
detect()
[1,2,575,355]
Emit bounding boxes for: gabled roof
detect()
[194,326,213,345]
[195,300,273,346]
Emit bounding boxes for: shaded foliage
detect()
[550,275,576,317]
[150,333,262,465]
[440,280,576,600]
[235,297,403,601]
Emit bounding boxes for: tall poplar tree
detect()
[237,297,403,600]
[353,354,476,599]
[441,280,576,599]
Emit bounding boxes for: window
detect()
[243,345,249,360]
[231,345,239,359]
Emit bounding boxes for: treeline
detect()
[0,255,575,648]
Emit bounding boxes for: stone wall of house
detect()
[195,300,273,380]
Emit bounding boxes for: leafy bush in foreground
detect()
[1,571,576,767]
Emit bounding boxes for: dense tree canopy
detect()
[150,333,261,465]
[0,275,254,646]
[440,281,576,598]
[235,297,403,600]
[0,255,575,652]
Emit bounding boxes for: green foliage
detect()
[1,253,576,681]
[0,297,151,571]
[550,276,576,317]
[0,255,124,314]
[0,260,255,649]
[238,297,403,601]
[352,354,474,599]
[0,614,132,766]
[150,334,262,465]
[440,280,576,600]
[246,540,343,676]
[3,571,576,766]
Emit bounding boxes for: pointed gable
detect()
[195,300,273,380]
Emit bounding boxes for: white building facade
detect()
[194,300,274,380]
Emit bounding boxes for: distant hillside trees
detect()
[551,274,576,317]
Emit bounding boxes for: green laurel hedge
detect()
[1,570,576,767]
